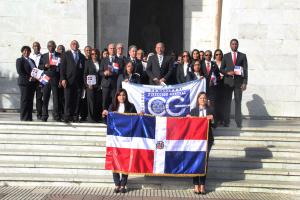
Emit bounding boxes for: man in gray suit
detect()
[220,39,248,128]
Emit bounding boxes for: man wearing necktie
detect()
[220,39,248,128]
[99,43,124,110]
[146,42,173,85]
[200,50,220,110]
[127,45,144,79]
[39,40,61,122]
[30,42,43,120]
[60,40,85,123]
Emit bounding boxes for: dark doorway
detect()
[129,0,183,55]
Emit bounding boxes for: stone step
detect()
[1,146,299,160]
[0,156,299,171]
[214,129,300,137]
[0,138,106,146]
[0,174,299,194]
[0,133,105,142]
[0,121,106,128]
[209,157,300,170]
[0,154,299,169]
[0,129,106,136]
[0,166,299,182]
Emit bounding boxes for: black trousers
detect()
[64,84,81,121]
[113,173,128,187]
[19,83,35,121]
[192,142,212,185]
[86,87,102,122]
[57,86,64,119]
[223,84,243,125]
[34,83,43,119]
[79,91,88,120]
[215,82,225,123]
[42,78,59,120]
[102,87,116,110]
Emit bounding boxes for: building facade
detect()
[0,0,299,118]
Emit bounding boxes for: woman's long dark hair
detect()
[111,89,131,111]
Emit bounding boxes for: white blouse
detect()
[117,103,125,113]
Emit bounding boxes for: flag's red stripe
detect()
[166,117,208,140]
[105,147,154,173]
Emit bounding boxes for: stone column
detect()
[213,0,223,49]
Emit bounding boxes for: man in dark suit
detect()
[200,50,220,109]
[146,42,173,85]
[220,39,248,128]
[30,42,43,120]
[39,40,60,122]
[60,40,85,122]
[127,45,144,77]
[100,43,124,109]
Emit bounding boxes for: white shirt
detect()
[109,55,115,63]
[194,72,201,80]
[118,103,125,113]
[30,53,42,67]
[157,54,163,67]
[198,107,207,117]
[183,63,189,77]
[94,61,100,72]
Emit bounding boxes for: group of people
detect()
[16,39,248,194]
[16,39,247,128]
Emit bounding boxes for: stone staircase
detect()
[0,120,299,195]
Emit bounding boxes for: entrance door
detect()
[128,0,183,54]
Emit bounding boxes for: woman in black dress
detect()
[102,89,137,193]
[188,92,215,195]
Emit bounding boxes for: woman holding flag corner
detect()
[102,88,140,193]
[187,91,215,195]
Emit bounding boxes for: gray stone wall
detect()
[184,0,300,117]
[98,0,130,52]
[220,0,300,118]
[0,0,299,117]
[0,0,88,110]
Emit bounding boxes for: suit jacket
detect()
[117,73,141,91]
[126,57,144,77]
[60,50,85,86]
[84,59,101,89]
[220,52,248,87]
[99,56,124,88]
[201,60,220,90]
[186,71,203,82]
[190,106,215,144]
[39,52,61,79]
[176,63,192,83]
[16,57,36,86]
[146,54,173,85]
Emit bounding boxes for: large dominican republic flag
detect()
[105,112,209,176]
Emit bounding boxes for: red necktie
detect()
[233,52,237,65]
[49,53,53,65]
[206,62,210,74]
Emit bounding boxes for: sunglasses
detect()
[205,54,212,57]
[215,53,221,56]
[183,55,188,57]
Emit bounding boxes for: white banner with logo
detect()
[122,80,206,117]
